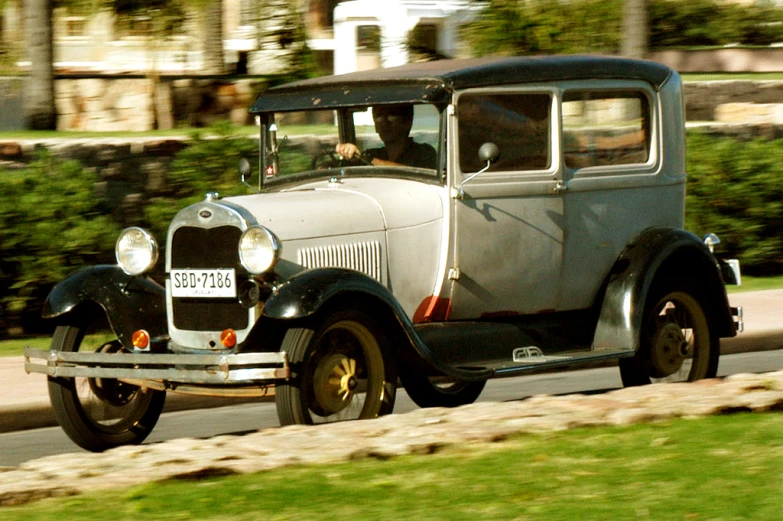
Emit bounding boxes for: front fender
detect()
[261,268,492,382]
[593,228,735,351]
[43,265,167,350]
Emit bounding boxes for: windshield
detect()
[262,104,442,185]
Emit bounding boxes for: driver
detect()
[335,105,437,169]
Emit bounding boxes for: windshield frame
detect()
[252,103,448,191]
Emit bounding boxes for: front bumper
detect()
[24,347,290,387]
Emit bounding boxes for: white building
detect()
[331,0,479,75]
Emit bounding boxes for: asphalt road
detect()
[2,349,782,468]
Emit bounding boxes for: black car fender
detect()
[43,265,167,350]
[260,267,492,382]
[593,227,736,352]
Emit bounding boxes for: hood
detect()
[224,177,444,241]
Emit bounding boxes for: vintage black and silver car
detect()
[26,55,743,451]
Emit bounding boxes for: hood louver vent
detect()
[297,241,382,282]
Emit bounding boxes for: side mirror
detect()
[455,142,500,199]
[239,158,251,181]
[239,158,258,193]
[478,142,500,165]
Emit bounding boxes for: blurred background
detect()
[3,0,783,339]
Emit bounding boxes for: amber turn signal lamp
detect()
[220,329,237,348]
[132,330,150,350]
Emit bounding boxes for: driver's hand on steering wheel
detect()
[336,143,362,161]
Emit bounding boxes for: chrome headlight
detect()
[116,227,159,276]
[239,226,280,275]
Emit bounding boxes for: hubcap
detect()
[88,341,137,407]
[648,307,690,378]
[313,353,359,415]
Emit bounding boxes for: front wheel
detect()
[276,308,397,425]
[619,281,719,387]
[48,317,166,452]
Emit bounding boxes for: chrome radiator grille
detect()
[170,225,247,331]
[297,241,382,282]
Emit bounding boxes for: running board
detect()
[461,347,634,378]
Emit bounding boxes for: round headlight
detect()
[116,227,159,276]
[239,226,280,275]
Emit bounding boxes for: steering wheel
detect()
[311,150,372,170]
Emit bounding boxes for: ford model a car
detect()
[26,56,742,451]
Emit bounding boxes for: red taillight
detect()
[221,329,237,348]
[132,330,150,350]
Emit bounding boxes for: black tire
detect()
[619,280,719,387]
[276,308,396,425]
[47,318,166,452]
[399,367,486,408]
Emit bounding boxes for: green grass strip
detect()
[3,413,783,520]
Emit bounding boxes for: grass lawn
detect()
[3,412,783,520]
[682,72,783,81]
[0,336,48,358]
[727,273,783,294]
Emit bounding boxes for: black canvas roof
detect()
[249,55,673,113]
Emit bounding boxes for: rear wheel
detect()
[619,280,719,387]
[48,316,166,452]
[399,368,486,408]
[276,308,396,425]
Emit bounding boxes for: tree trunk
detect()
[23,0,56,129]
[622,0,648,59]
[202,0,225,75]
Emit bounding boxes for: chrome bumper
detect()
[24,347,290,385]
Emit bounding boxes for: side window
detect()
[458,93,552,173]
[562,90,651,169]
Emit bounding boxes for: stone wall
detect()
[650,48,783,74]
[0,76,268,132]
[1,77,782,131]
[2,72,783,132]
[684,81,783,122]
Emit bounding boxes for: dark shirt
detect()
[366,139,437,169]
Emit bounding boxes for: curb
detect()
[2,329,780,435]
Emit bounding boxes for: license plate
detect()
[170,269,237,298]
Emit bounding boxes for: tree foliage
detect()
[461,0,623,56]
[462,0,783,56]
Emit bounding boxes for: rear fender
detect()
[43,265,167,350]
[593,228,735,352]
[259,268,492,381]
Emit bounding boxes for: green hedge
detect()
[685,132,783,275]
[0,152,121,335]
[2,129,783,337]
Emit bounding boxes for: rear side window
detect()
[458,93,552,173]
[562,90,651,169]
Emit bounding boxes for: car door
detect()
[558,82,683,310]
[447,88,565,320]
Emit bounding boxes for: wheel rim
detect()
[645,291,710,383]
[305,320,386,424]
[72,326,155,434]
